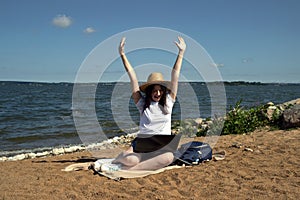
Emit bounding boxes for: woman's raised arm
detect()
[170,36,186,100]
[119,37,141,104]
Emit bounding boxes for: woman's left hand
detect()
[174,36,186,53]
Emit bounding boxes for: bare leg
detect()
[112,146,141,167]
[126,152,174,171]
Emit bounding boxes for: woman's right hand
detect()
[119,37,126,56]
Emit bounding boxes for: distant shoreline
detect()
[1,80,300,85]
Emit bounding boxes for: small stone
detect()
[107,139,113,144]
[0,157,8,162]
[231,143,242,148]
[112,136,120,143]
[278,105,285,111]
[244,147,254,152]
[201,124,208,129]
[266,106,280,120]
[27,153,37,159]
[194,118,203,125]
[35,151,50,157]
[52,148,65,155]
[206,120,213,126]
[9,154,27,161]
[254,150,261,153]
[268,105,277,110]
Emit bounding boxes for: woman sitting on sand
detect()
[102,36,186,171]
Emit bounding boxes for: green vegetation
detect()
[214,100,269,135]
[172,99,284,137]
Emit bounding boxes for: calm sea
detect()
[0,81,299,156]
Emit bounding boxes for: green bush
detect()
[173,100,282,137]
[221,100,269,135]
[198,100,271,136]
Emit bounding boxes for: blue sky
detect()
[0,0,299,83]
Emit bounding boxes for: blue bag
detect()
[175,141,213,165]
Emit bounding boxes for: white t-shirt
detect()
[136,94,175,135]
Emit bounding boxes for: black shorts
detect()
[131,138,173,161]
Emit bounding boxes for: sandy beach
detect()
[0,128,299,200]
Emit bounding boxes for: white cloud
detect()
[242,57,254,63]
[52,14,73,28]
[83,27,96,34]
[210,62,224,67]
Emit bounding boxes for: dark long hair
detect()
[143,84,167,112]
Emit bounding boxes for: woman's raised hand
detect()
[119,37,126,56]
[174,36,186,54]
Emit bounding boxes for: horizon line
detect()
[1,80,299,85]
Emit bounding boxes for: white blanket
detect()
[62,151,225,180]
[62,161,183,180]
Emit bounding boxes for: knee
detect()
[160,152,174,166]
[123,154,141,166]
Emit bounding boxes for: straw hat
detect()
[139,72,170,92]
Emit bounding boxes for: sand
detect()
[0,128,299,200]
